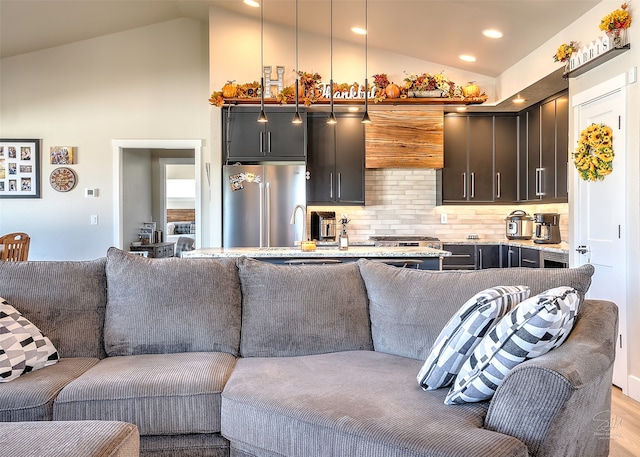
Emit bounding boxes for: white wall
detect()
[0,18,210,260]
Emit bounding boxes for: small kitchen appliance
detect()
[310,211,336,241]
[505,210,533,240]
[533,213,562,244]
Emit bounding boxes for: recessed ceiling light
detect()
[513,95,525,103]
[456,107,467,112]
[459,55,476,62]
[348,107,360,112]
[244,0,260,7]
[351,27,367,35]
[482,29,503,39]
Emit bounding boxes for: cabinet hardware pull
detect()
[329,173,334,199]
[470,172,475,198]
[496,173,501,198]
[478,249,483,269]
[462,172,467,198]
[259,132,264,155]
[337,173,342,199]
[267,131,271,153]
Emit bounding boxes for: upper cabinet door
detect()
[335,114,365,204]
[467,116,494,202]
[442,115,468,202]
[494,116,518,202]
[223,106,306,162]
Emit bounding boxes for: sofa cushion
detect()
[446,286,580,405]
[237,257,373,357]
[53,352,237,436]
[104,248,241,356]
[0,357,99,421]
[0,420,139,457]
[1,297,59,382]
[0,258,107,358]
[417,286,530,390]
[357,259,594,360]
[221,351,528,457]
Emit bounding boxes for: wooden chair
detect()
[0,232,31,261]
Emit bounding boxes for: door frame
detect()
[112,139,203,249]
[570,73,628,393]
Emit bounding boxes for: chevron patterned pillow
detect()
[0,297,59,382]
[445,286,579,404]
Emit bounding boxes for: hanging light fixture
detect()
[327,0,337,124]
[292,0,303,124]
[257,0,268,123]
[361,0,371,124]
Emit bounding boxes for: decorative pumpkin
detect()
[222,81,237,98]
[385,83,401,99]
[463,81,481,98]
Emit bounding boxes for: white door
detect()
[572,89,627,390]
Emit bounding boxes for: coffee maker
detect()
[533,213,561,244]
[310,211,336,242]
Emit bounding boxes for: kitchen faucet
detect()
[290,204,307,242]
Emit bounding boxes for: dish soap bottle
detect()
[339,214,350,251]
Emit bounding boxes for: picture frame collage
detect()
[0,138,41,198]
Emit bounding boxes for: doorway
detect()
[571,77,628,392]
[112,139,203,250]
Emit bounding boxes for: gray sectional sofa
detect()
[0,247,618,457]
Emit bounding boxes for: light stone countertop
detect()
[182,245,450,259]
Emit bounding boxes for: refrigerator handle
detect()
[259,182,264,247]
[265,182,271,247]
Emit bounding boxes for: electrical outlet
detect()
[90,215,98,225]
[440,213,448,224]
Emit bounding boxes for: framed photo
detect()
[50,146,74,164]
[0,139,41,198]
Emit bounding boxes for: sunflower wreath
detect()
[573,123,614,181]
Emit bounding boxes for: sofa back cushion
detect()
[0,258,107,358]
[104,248,241,356]
[237,257,373,357]
[357,259,594,361]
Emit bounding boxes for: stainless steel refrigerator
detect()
[223,164,306,247]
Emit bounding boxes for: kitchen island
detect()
[182,245,450,270]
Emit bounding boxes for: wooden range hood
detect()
[365,109,443,169]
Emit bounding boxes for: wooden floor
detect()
[609,387,640,457]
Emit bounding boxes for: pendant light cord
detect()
[362,0,371,123]
[258,0,268,122]
[328,0,337,124]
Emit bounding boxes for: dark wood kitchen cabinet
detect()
[440,114,518,204]
[500,245,541,268]
[519,90,568,202]
[441,243,500,270]
[306,112,365,205]
[222,106,307,161]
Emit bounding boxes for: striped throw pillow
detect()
[417,285,530,390]
[445,286,580,404]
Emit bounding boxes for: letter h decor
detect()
[263,65,285,98]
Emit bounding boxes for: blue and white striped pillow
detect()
[417,285,530,390]
[445,286,580,404]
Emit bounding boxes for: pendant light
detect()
[257,0,268,123]
[327,0,337,124]
[361,0,371,124]
[292,0,303,124]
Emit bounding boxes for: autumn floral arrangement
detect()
[209,69,483,106]
[573,123,614,181]
[599,3,632,33]
[553,41,578,62]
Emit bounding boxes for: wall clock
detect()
[50,167,77,192]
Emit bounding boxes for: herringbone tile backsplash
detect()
[309,169,569,243]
